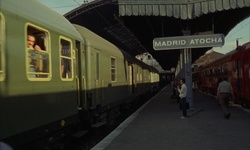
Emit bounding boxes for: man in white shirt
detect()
[177,78,187,119]
[217,77,234,119]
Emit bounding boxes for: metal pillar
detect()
[180,49,185,78]
[184,48,194,110]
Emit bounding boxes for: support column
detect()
[180,49,185,78]
[184,48,194,110]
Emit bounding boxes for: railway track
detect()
[64,92,157,150]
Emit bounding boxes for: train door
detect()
[128,64,134,94]
[75,41,86,109]
[95,52,102,105]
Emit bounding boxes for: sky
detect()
[37,0,250,55]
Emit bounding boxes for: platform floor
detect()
[91,85,250,150]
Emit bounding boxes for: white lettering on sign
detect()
[155,37,223,47]
[153,34,225,50]
[156,40,186,47]
[190,37,223,45]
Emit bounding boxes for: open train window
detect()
[0,13,5,81]
[26,24,50,80]
[111,57,116,82]
[60,37,73,80]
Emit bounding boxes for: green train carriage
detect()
[0,0,160,148]
[0,0,84,147]
[74,24,155,124]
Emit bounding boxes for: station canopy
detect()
[65,0,250,71]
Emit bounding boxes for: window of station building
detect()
[26,24,50,80]
[111,57,116,82]
[0,13,5,81]
[60,37,73,80]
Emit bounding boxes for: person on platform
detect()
[217,77,234,119]
[176,78,187,119]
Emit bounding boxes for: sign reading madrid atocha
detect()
[153,34,224,50]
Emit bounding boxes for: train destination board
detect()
[153,34,224,50]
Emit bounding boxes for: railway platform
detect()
[91,84,250,150]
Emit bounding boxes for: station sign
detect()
[153,34,224,50]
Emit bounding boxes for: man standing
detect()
[217,77,234,119]
[177,78,187,119]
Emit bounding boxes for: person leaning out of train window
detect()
[216,77,235,119]
[27,34,41,74]
[27,34,41,50]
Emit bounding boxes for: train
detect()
[193,41,250,108]
[0,0,160,149]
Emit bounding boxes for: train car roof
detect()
[241,41,250,50]
[73,24,123,57]
[201,41,250,69]
[73,24,158,72]
[201,50,235,68]
[1,0,83,41]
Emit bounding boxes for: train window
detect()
[233,61,236,72]
[111,57,116,82]
[96,53,100,79]
[0,13,5,81]
[139,68,142,82]
[220,66,224,75]
[136,67,139,81]
[236,60,242,78]
[209,69,212,76]
[212,68,216,75]
[206,70,210,77]
[217,67,221,75]
[26,24,50,80]
[223,64,227,75]
[60,37,73,80]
